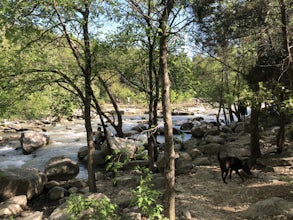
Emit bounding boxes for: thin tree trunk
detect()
[249,102,261,165]
[159,1,175,218]
[97,75,124,137]
[147,2,156,170]
[82,3,96,192]
[277,92,286,154]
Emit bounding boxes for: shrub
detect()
[66,194,118,220]
[131,167,167,220]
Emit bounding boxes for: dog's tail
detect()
[217,152,221,162]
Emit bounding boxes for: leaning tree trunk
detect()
[97,75,124,138]
[159,1,175,219]
[249,102,261,165]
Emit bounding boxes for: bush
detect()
[131,167,167,220]
[66,194,118,220]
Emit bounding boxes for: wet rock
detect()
[180,122,194,130]
[20,131,50,154]
[45,156,79,181]
[77,146,88,160]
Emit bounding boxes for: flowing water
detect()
[0,112,224,179]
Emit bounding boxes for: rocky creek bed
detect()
[0,109,293,219]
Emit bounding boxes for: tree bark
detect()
[159,1,175,219]
[276,92,286,154]
[82,3,96,192]
[146,1,157,170]
[249,102,261,165]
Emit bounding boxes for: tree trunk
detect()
[82,4,96,193]
[249,102,261,165]
[277,111,286,154]
[276,92,286,154]
[147,6,156,170]
[159,1,175,219]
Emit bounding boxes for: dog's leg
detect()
[222,171,228,184]
[235,169,244,182]
[229,168,233,179]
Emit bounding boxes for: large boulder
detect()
[191,126,205,138]
[241,197,293,218]
[45,156,79,181]
[197,143,223,156]
[0,168,46,201]
[176,152,193,175]
[180,122,194,131]
[183,138,201,151]
[20,131,50,154]
[105,136,140,159]
[205,135,225,145]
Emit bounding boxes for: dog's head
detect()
[242,161,252,175]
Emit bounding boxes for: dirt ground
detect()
[174,163,293,220]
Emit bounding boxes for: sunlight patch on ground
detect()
[247,180,289,188]
[206,203,249,213]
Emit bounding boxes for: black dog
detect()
[217,152,252,184]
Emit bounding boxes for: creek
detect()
[0,112,222,180]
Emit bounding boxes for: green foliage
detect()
[0,84,77,120]
[131,167,167,220]
[106,149,131,186]
[66,194,118,220]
